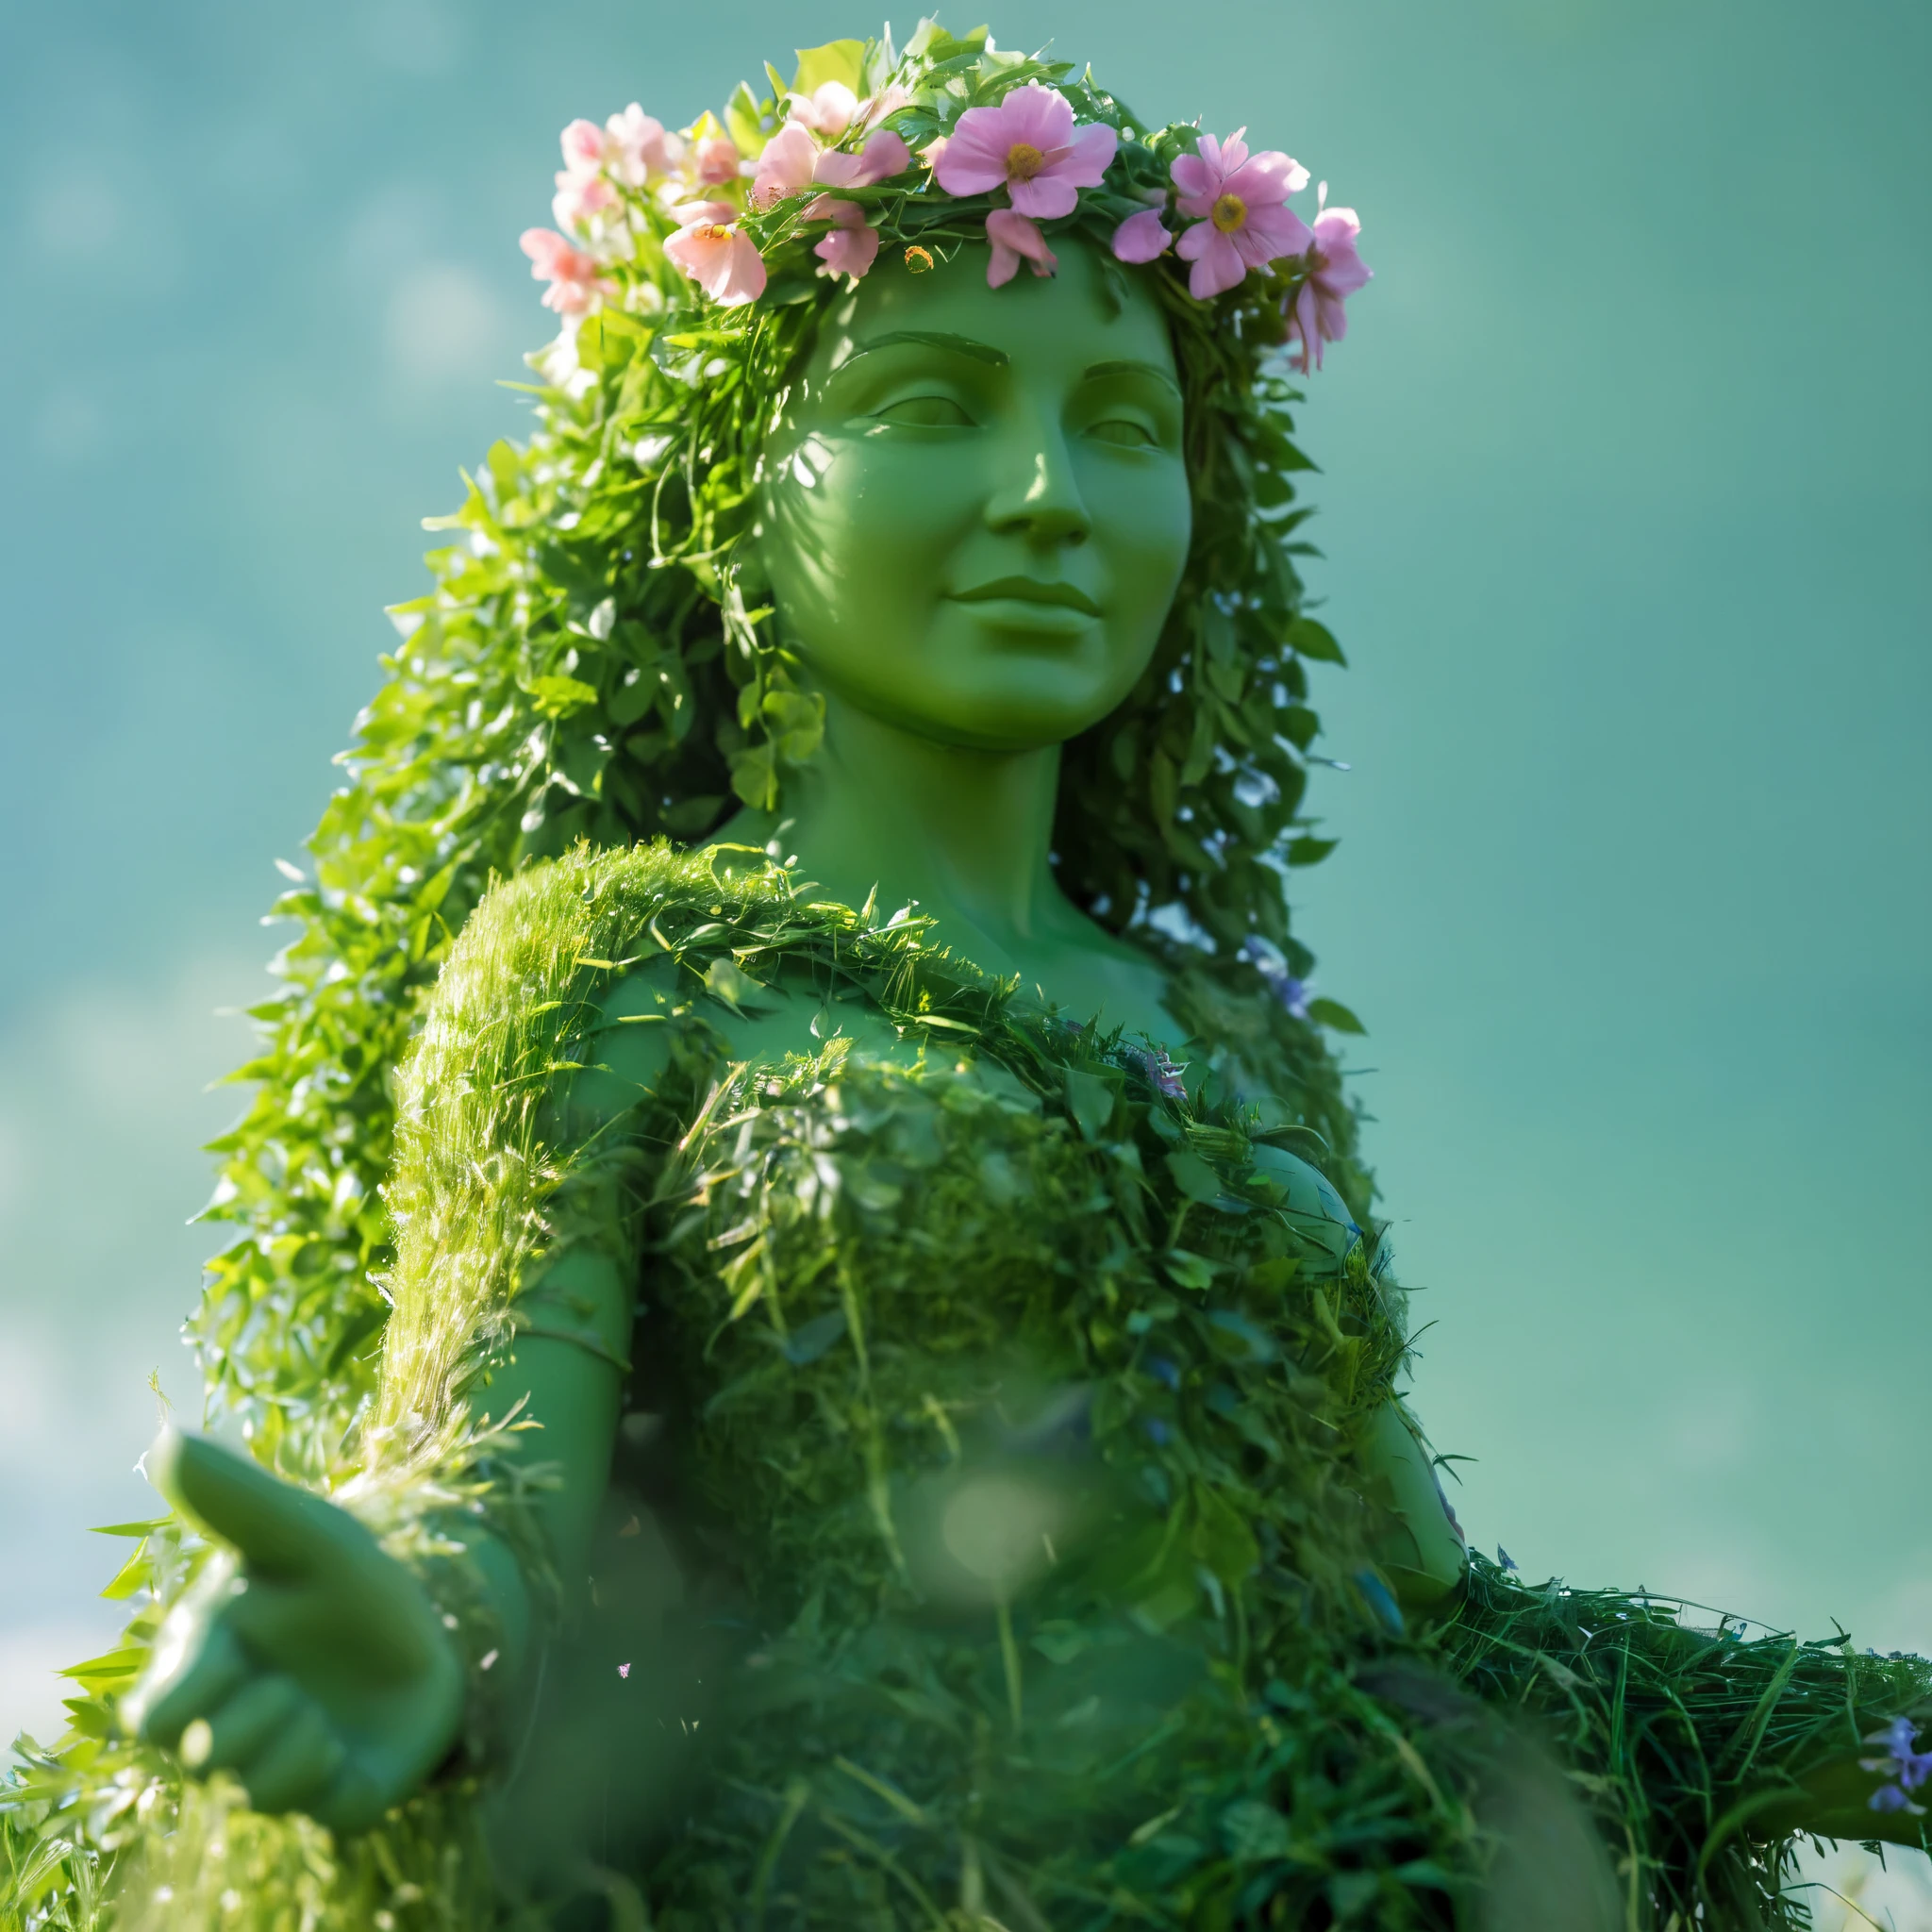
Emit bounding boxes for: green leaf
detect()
[88,1517,169,1538]
[58,1648,147,1686]
[1064,1068,1118,1141]
[791,39,867,96]
[724,80,771,158]
[528,675,599,721]
[1306,997,1366,1035]
[1286,837,1338,868]
[1165,1150,1222,1202]
[1288,617,1346,664]
[704,957,763,1010]
[99,1543,152,1601]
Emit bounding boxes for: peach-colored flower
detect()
[691,135,742,187]
[1171,128,1312,300]
[1284,195,1371,371]
[559,119,608,178]
[559,107,680,190]
[520,227,617,316]
[935,82,1116,220]
[985,208,1056,288]
[663,203,766,306]
[605,104,680,186]
[552,169,618,236]
[785,80,860,137]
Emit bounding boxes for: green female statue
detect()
[6,27,1927,1932]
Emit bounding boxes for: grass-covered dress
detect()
[350,838,1928,1929]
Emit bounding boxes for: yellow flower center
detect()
[1007,142,1046,180]
[1211,193,1248,234]
[698,223,733,241]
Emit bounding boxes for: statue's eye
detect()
[872,394,975,429]
[1087,417,1157,449]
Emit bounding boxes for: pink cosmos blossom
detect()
[935,81,1117,220]
[519,227,617,316]
[751,121,910,208]
[691,134,742,187]
[1111,208,1171,263]
[814,200,879,280]
[985,208,1057,288]
[1171,129,1313,301]
[663,204,766,306]
[1284,196,1371,371]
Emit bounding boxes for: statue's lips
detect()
[948,576,1103,618]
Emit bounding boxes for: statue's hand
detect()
[122,1431,463,1834]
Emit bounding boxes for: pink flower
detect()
[558,107,680,191]
[753,122,910,208]
[786,80,913,141]
[1111,208,1171,263]
[663,205,766,306]
[552,168,618,235]
[985,208,1057,288]
[519,227,616,316]
[934,81,1117,220]
[786,80,860,137]
[814,201,878,280]
[1171,129,1313,300]
[1285,196,1371,371]
[605,104,680,186]
[558,118,608,178]
[691,134,742,187]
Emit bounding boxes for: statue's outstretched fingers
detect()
[180,1673,305,1775]
[151,1431,374,1582]
[230,1699,346,1818]
[313,1758,398,1838]
[127,1606,249,1750]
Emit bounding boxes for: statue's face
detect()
[758,241,1191,753]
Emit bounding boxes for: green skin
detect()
[122,241,1901,1859]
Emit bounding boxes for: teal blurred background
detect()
[2,0,1926,1908]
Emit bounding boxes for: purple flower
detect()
[1129,1045,1188,1100]
[1170,129,1313,301]
[934,81,1117,219]
[1497,1546,1518,1573]
[1241,941,1313,1021]
[1861,1716,1932,1811]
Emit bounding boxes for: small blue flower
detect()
[1143,1418,1174,1446]
[1871,1783,1917,1813]
[1148,1357,1181,1391]
[1497,1546,1518,1573]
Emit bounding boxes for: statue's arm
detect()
[125,903,684,1830]
[1358,1395,1469,1613]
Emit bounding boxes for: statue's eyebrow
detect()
[1083,358,1182,397]
[833,330,1009,370]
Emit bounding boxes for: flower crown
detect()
[520,22,1370,378]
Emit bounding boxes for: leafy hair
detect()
[189,25,1354,1449]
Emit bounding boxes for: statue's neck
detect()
[761,691,1071,965]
